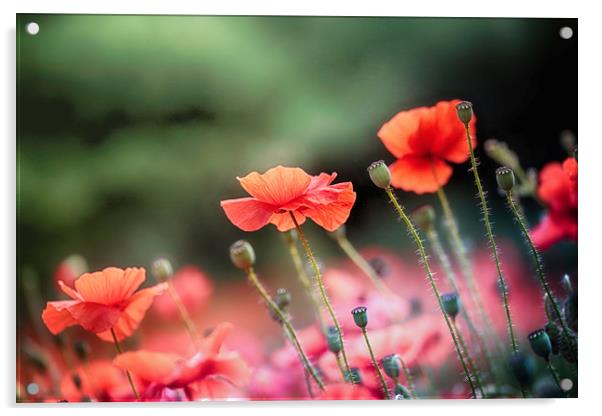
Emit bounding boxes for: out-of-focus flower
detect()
[113,322,250,401]
[42,267,167,342]
[220,165,356,232]
[317,383,377,400]
[53,255,88,289]
[531,157,578,250]
[60,360,130,402]
[377,100,477,194]
[152,265,213,320]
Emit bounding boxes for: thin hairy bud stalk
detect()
[110,328,140,400]
[451,318,486,398]
[361,328,391,399]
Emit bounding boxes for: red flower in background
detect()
[220,165,356,232]
[318,383,377,400]
[60,360,131,402]
[152,265,213,320]
[531,157,578,250]
[42,267,167,342]
[113,322,250,401]
[377,100,477,194]
[53,254,88,290]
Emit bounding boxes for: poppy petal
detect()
[113,351,182,384]
[41,300,80,334]
[74,267,146,305]
[58,280,84,300]
[203,322,234,355]
[304,182,356,231]
[67,302,122,333]
[96,283,167,342]
[377,107,424,159]
[210,354,251,386]
[390,156,452,194]
[192,377,240,400]
[220,197,276,232]
[237,166,312,206]
[269,211,307,232]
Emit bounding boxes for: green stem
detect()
[290,212,353,381]
[452,319,486,398]
[110,328,140,400]
[361,328,391,399]
[506,193,577,361]
[282,327,314,398]
[246,267,325,391]
[334,234,391,295]
[165,281,203,351]
[546,360,566,398]
[384,187,477,398]
[335,352,347,382]
[399,356,418,398]
[463,124,519,355]
[283,232,328,333]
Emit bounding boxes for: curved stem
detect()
[506,193,577,361]
[290,212,353,381]
[335,352,347,381]
[245,267,325,391]
[463,124,519,355]
[361,328,391,399]
[452,319,486,398]
[334,234,392,295]
[283,232,328,333]
[282,327,314,398]
[110,328,140,400]
[165,281,203,350]
[384,187,477,398]
[399,356,417,398]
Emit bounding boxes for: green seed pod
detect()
[545,321,561,355]
[455,101,473,125]
[345,368,362,384]
[367,160,391,189]
[411,205,436,231]
[509,352,536,387]
[382,354,402,380]
[351,306,368,329]
[326,326,342,354]
[394,383,412,399]
[528,329,552,360]
[152,258,174,282]
[73,340,90,362]
[495,166,516,192]
[441,292,461,320]
[229,240,256,270]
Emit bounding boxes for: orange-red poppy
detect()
[42,267,167,342]
[377,100,477,194]
[531,157,578,250]
[317,383,377,400]
[220,165,356,232]
[113,322,250,400]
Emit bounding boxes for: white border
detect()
[3,1,600,415]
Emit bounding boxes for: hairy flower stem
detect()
[281,327,314,398]
[245,267,325,391]
[110,328,140,400]
[335,353,347,381]
[546,359,566,398]
[505,193,577,361]
[436,188,503,355]
[333,234,391,295]
[361,328,391,399]
[426,227,497,381]
[165,281,204,350]
[383,187,477,398]
[463,124,519,356]
[290,212,353,381]
[283,232,328,333]
[451,319,486,398]
[399,356,417,398]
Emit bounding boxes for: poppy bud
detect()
[394,383,412,399]
[509,352,535,387]
[564,292,577,332]
[545,321,561,355]
[562,274,573,296]
[367,160,391,189]
[351,306,368,329]
[326,326,342,354]
[528,329,552,360]
[274,288,291,310]
[441,292,461,320]
[495,166,516,192]
[152,258,174,282]
[382,354,402,380]
[345,368,361,384]
[456,101,473,125]
[368,257,389,278]
[411,205,436,231]
[229,240,255,270]
[73,340,90,362]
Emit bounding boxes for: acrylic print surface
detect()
[16,14,577,402]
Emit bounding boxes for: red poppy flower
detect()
[53,254,88,290]
[531,157,578,250]
[113,322,250,401]
[152,265,213,320]
[42,267,167,342]
[377,100,477,194]
[220,165,356,232]
[60,360,131,402]
[317,383,377,400]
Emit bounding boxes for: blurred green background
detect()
[17,15,577,310]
